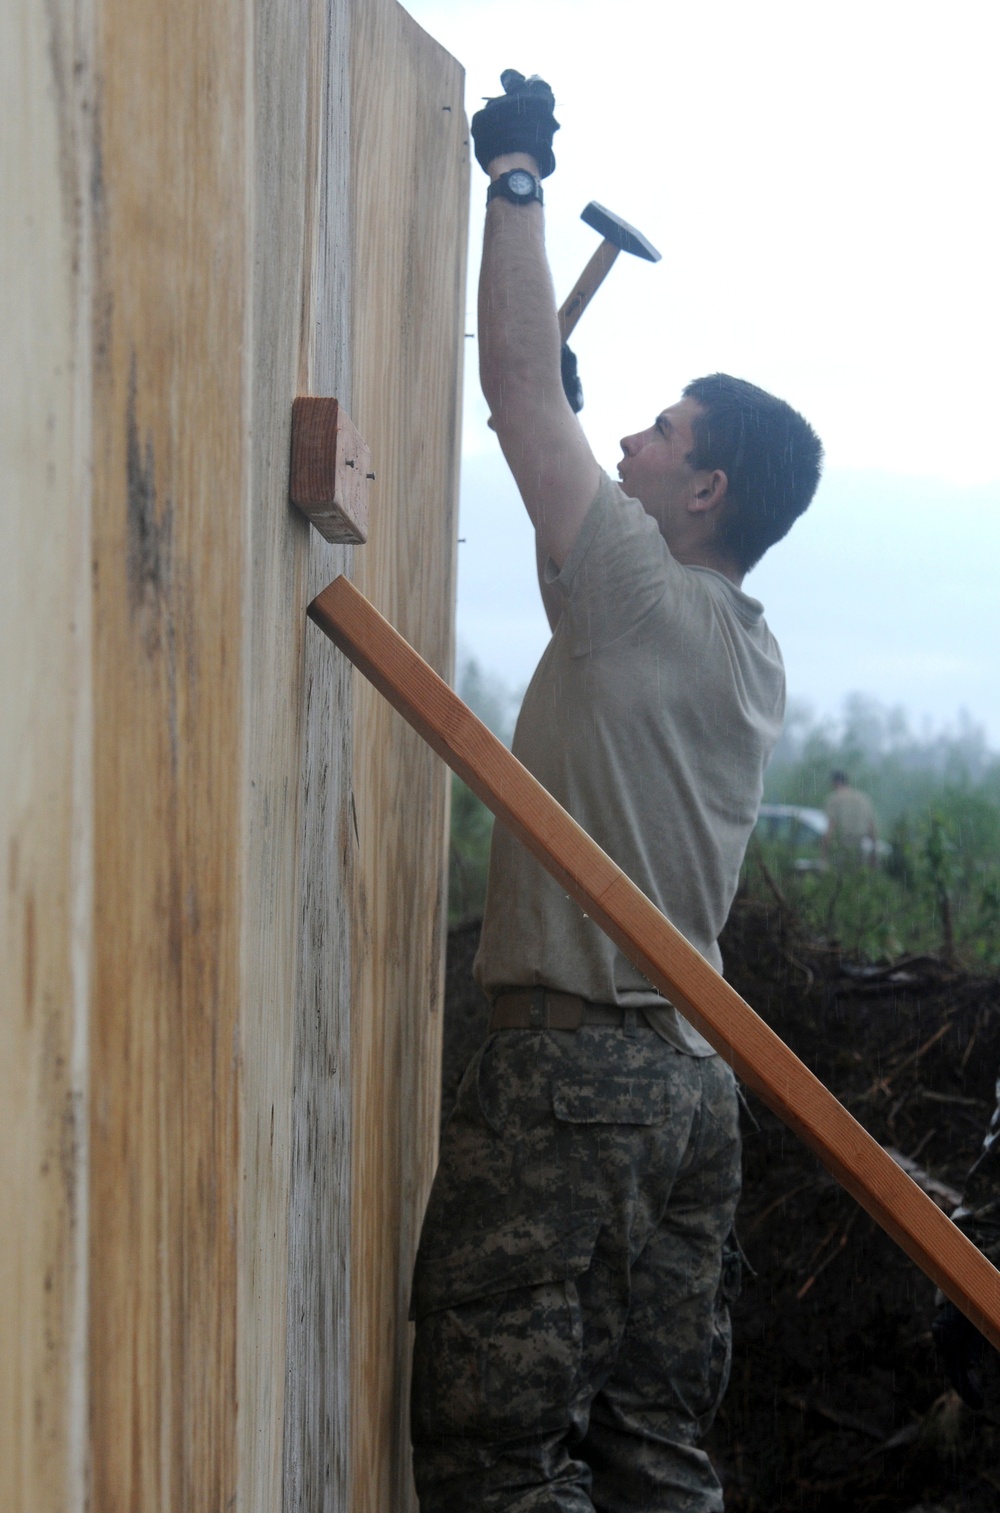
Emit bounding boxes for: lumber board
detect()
[4,0,463,1505]
[87,0,245,1503]
[348,7,468,1509]
[0,0,91,1505]
[290,396,372,544]
[308,574,1000,1355]
[279,0,355,1505]
[239,0,351,1508]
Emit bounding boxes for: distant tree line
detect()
[447,658,518,924]
[756,694,1000,967]
[765,692,1000,824]
[449,666,1000,968]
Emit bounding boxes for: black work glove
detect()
[470,70,560,178]
[561,343,583,413]
[932,1298,987,1410]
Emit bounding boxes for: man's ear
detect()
[689,469,728,515]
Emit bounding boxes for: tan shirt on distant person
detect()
[824,772,878,864]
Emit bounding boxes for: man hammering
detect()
[408,71,823,1510]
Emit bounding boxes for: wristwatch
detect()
[487,169,544,208]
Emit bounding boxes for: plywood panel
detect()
[348,5,468,1508]
[238,0,315,1502]
[280,0,356,1505]
[4,0,464,1505]
[0,0,91,1506]
[87,0,246,1501]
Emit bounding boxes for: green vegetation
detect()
[449,673,1000,968]
[449,775,495,923]
[750,694,1000,968]
[448,658,519,923]
[764,693,1000,825]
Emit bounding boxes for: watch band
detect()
[487,170,544,208]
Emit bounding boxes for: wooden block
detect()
[307,574,1000,1355]
[290,396,372,544]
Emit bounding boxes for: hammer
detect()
[488,200,661,423]
[558,201,661,344]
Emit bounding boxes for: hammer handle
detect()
[558,240,621,342]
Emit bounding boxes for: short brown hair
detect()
[683,373,823,572]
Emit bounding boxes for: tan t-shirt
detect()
[825,786,877,849]
[474,472,786,1056]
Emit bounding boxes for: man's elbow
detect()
[481,346,560,416]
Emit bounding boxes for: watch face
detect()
[507,170,536,197]
[487,169,542,209]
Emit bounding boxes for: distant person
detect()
[823,770,878,867]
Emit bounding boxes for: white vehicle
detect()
[755,803,828,845]
[754,803,888,869]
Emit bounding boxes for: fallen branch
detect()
[797,1212,859,1300]
[784,1394,885,1441]
[743,1178,820,1239]
[858,1019,953,1102]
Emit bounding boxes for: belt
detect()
[489,987,636,1032]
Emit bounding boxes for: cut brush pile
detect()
[443,896,1000,1512]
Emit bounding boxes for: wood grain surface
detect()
[279,0,355,1506]
[308,576,1000,1356]
[86,0,247,1499]
[348,9,468,1509]
[1,0,92,1507]
[4,0,464,1505]
[241,0,352,1509]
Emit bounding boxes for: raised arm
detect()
[472,74,600,570]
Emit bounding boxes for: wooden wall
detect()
[349,11,466,1509]
[1,0,92,1506]
[0,0,466,1507]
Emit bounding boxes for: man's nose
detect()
[620,432,638,456]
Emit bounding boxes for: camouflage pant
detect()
[410,1021,742,1511]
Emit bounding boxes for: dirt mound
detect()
[442,899,1000,1511]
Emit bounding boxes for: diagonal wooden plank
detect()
[307,572,1000,1354]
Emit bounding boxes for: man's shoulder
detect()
[553,472,669,601]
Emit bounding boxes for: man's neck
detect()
[666,535,745,589]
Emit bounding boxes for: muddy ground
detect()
[442,899,1000,1512]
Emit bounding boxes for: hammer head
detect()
[581,201,661,263]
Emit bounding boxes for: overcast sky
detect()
[404,0,1000,744]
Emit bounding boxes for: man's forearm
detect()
[471,81,599,565]
[478,153,563,429]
